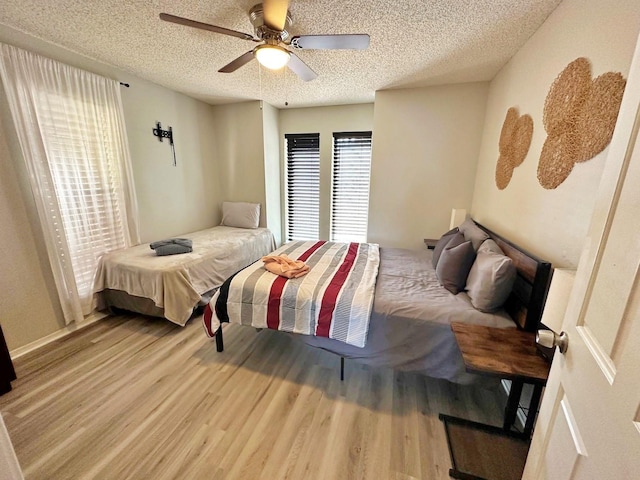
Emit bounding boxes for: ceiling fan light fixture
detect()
[254,44,290,70]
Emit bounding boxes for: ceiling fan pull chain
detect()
[259,61,263,107]
[284,66,289,107]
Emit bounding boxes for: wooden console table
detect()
[440,322,551,480]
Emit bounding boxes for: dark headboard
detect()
[476,222,553,332]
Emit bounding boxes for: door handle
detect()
[536,329,568,354]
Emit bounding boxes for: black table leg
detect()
[524,384,544,437]
[504,380,524,431]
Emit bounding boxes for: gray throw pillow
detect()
[436,238,476,294]
[432,227,459,268]
[459,218,490,251]
[466,251,516,312]
[478,238,504,255]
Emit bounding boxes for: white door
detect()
[523,32,640,479]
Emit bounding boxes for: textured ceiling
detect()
[0,0,562,108]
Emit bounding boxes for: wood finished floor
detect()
[0,313,507,480]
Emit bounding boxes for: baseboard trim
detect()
[9,312,108,360]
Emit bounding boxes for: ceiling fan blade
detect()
[263,0,290,31]
[290,34,370,50]
[159,13,257,42]
[287,53,317,82]
[218,50,256,73]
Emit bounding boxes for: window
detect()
[330,132,372,242]
[0,44,139,323]
[285,133,320,241]
[38,93,131,303]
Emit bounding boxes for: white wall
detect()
[279,104,375,240]
[210,101,267,227]
[0,94,62,351]
[471,0,640,267]
[368,83,489,250]
[262,102,283,246]
[0,26,222,350]
[122,82,221,242]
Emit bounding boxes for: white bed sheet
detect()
[93,226,275,326]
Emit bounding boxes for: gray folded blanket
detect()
[150,238,193,256]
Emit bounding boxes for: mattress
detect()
[92,226,275,326]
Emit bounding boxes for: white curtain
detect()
[0,43,139,325]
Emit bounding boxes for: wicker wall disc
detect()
[575,72,627,162]
[538,57,627,189]
[538,132,578,189]
[496,108,534,190]
[496,154,514,190]
[511,114,534,168]
[543,58,592,136]
[499,107,518,154]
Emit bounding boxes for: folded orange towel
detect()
[262,254,310,279]
[265,262,310,278]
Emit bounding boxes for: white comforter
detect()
[92,226,275,326]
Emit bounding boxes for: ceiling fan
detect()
[159,0,370,82]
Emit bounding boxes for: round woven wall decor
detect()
[543,57,591,137]
[499,107,518,154]
[538,132,578,189]
[575,72,627,162]
[512,114,534,168]
[496,154,514,190]
[495,107,534,190]
[538,58,627,189]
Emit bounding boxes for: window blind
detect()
[37,93,130,302]
[331,131,373,242]
[285,133,320,241]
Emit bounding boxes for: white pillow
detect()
[220,202,260,229]
[466,250,516,312]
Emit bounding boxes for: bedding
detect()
[206,240,379,348]
[93,226,275,326]
[204,244,514,383]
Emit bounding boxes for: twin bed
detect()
[93,225,275,326]
[203,222,552,383]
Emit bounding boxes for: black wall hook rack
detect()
[152,121,177,166]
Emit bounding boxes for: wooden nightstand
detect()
[424,238,438,249]
[440,323,551,480]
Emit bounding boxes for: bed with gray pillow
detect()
[207,220,552,383]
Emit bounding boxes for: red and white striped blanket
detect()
[203,240,380,348]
